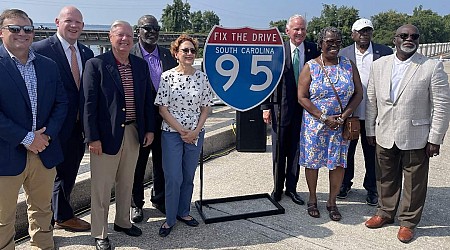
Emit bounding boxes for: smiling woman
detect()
[297,26,363,222]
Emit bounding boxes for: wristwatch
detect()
[319,113,328,122]
[336,116,345,124]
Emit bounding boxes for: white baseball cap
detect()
[352,18,373,32]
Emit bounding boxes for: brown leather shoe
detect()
[365,215,394,228]
[397,226,414,243]
[55,217,91,232]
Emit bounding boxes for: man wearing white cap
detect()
[337,18,392,205]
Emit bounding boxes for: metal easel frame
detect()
[194,86,285,224]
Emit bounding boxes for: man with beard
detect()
[365,24,450,243]
[129,15,177,222]
[337,18,392,206]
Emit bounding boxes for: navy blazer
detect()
[263,41,320,127]
[338,42,393,65]
[32,34,94,142]
[83,50,155,155]
[0,45,68,176]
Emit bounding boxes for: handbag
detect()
[320,57,360,140]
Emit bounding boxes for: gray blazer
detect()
[366,52,450,150]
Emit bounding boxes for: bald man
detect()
[32,6,94,232]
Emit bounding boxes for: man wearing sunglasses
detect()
[32,5,94,233]
[338,18,392,206]
[365,24,450,243]
[129,14,177,222]
[0,9,68,249]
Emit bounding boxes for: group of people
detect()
[264,14,450,243]
[0,5,449,249]
[0,6,213,250]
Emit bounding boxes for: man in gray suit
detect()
[337,18,392,206]
[364,24,450,243]
[129,15,177,222]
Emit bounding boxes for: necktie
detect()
[293,47,300,85]
[69,45,80,89]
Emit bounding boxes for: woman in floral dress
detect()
[298,27,363,221]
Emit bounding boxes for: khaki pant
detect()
[0,152,56,250]
[90,124,140,239]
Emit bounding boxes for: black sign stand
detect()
[195,85,285,224]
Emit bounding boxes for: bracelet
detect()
[336,117,345,124]
[319,113,328,122]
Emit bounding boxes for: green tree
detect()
[306,4,359,47]
[190,10,203,33]
[371,10,408,46]
[202,11,220,34]
[269,20,287,34]
[443,14,450,41]
[408,5,445,43]
[161,0,191,32]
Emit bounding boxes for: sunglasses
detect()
[395,33,420,40]
[139,25,161,32]
[1,25,34,34]
[179,48,197,54]
[323,39,342,46]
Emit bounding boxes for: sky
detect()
[0,0,448,28]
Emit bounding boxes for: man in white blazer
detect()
[364,24,450,243]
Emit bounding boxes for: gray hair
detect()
[110,20,132,32]
[286,14,307,29]
[317,26,342,48]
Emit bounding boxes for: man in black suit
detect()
[337,18,393,205]
[262,14,320,204]
[129,15,177,222]
[32,5,94,232]
[83,20,155,250]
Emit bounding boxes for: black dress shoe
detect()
[176,215,199,227]
[337,186,351,199]
[131,207,143,223]
[159,222,173,237]
[113,224,142,237]
[95,237,111,250]
[271,191,282,202]
[152,203,166,214]
[285,191,305,205]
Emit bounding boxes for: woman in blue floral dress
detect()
[298,27,363,221]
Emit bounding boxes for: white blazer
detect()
[366,53,450,150]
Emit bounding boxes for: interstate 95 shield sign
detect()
[203,26,285,111]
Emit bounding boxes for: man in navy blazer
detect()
[129,14,177,222]
[32,6,94,232]
[262,14,320,205]
[0,9,67,249]
[83,20,155,250]
[337,18,393,205]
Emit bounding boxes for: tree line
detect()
[270,4,450,47]
[159,1,449,48]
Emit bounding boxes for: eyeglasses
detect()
[323,39,342,46]
[179,48,197,54]
[112,33,133,38]
[395,33,420,40]
[1,25,34,34]
[139,25,161,32]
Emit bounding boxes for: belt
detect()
[124,120,135,125]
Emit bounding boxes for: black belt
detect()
[124,120,135,125]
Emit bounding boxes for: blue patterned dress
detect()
[299,56,354,170]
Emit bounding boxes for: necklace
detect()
[319,54,340,85]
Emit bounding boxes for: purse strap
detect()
[319,56,344,113]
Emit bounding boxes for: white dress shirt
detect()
[56,33,82,79]
[391,54,412,102]
[353,43,373,120]
[290,40,305,72]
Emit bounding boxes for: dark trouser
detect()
[52,121,85,222]
[342,120,377,194]
[271,122,300,194]
[375,143,429,228]
[132,123,164,208]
